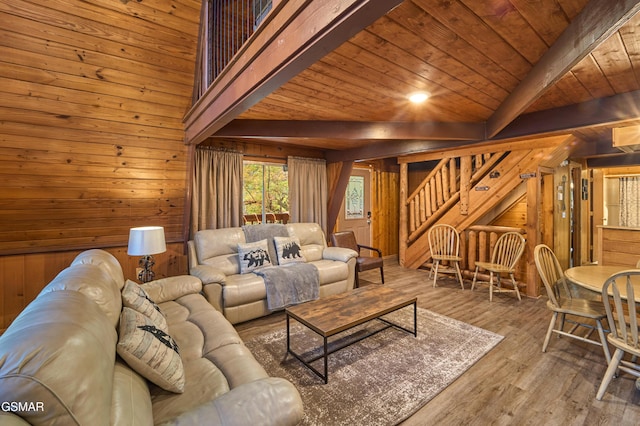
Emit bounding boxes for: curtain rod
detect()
[195,145,241,154]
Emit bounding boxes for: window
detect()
[253,0,272,29]
[345,176,364,219]
[243,162,288,222]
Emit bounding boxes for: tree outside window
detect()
[243,162,288,219]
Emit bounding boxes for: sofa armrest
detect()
[323,246,358,262]
[189,265,226,286]
[158,377,303,426]
[202,282,223,312]
[140,275,202,304]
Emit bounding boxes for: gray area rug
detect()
[244,307,504,425]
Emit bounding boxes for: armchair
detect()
[331,230,384,287]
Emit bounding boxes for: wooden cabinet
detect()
[596,226,640,267]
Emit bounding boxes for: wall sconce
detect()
[127,226,166,283]
[490,171,501,178]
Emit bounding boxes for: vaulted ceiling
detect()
[185,0,640,165]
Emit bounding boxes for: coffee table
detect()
[285,285,417,383]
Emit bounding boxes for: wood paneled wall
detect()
[372,159,400,256]
[0,0,201,329]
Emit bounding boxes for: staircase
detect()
[400,144,560,269]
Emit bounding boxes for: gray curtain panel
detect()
[287,156,328,233]
[191,148,243,237]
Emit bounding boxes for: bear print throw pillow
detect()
[273,236,307,265]
[237,239,272,274]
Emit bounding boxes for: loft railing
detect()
[194,0,272,100]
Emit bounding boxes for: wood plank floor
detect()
[234,258,640,425]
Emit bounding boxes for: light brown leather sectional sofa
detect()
[0,249,303,425]
[188,222,358,324]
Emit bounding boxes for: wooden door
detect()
[337,168,372,250]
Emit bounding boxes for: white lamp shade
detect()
[127,226,166,256]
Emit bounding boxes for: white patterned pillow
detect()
[121,279,167,331]
[117,307,185,393]
[237,239,272,273]
[273,236,306,265]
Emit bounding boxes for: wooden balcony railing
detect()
[243,212,289,224]
[195,0,273,99]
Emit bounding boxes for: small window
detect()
[253,0,272,29]
[243,161,288,223]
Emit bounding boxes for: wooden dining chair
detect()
[427,224,464,289]
[534,244,611,363]
[596,270,640,401]
[330,231,384,288]
[471,231,526,301]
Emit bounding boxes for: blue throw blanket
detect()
[254,263,320,311]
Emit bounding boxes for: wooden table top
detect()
[565,265,640,301]
[285,285,417,337]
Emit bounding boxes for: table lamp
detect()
[127,226,166,283]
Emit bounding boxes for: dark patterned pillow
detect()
[117,307,185,393]
[121,279,167,331]
[273,236,307,265]
[237,239,272,274]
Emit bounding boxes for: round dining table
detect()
[564,265,640,302]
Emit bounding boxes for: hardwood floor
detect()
[234,258,640,425]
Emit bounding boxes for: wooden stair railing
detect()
[401,145,554,270]
[405,152,504,244]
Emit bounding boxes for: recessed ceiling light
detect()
[408,92,430,104]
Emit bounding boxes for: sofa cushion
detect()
[286,222,327,262]
[111,359,153,426]
[150,357,230,425]
[122,279,167,331]
[273,236,306,264]
[0,290,117,426]
[150,292,267,424]
[160,293,244,354]
[117,307,185,394]
[237,239,272,273]
[310,258,350,284]
[194,228,245,275]
[223,273,267,307]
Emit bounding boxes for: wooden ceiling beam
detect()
[486,0,640,138]
[587,152,640,168]
[327,90,640,162]
[495,90,640,140]
[325,139,474,163]
[183,0,404,145]
[214,119,485,141]
[569,138,620,158]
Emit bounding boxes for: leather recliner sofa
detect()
[0,249,303,425]
[188,222,358,324]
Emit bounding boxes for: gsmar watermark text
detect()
[1,401,45,412]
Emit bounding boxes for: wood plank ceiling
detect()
[201,0,640,163]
